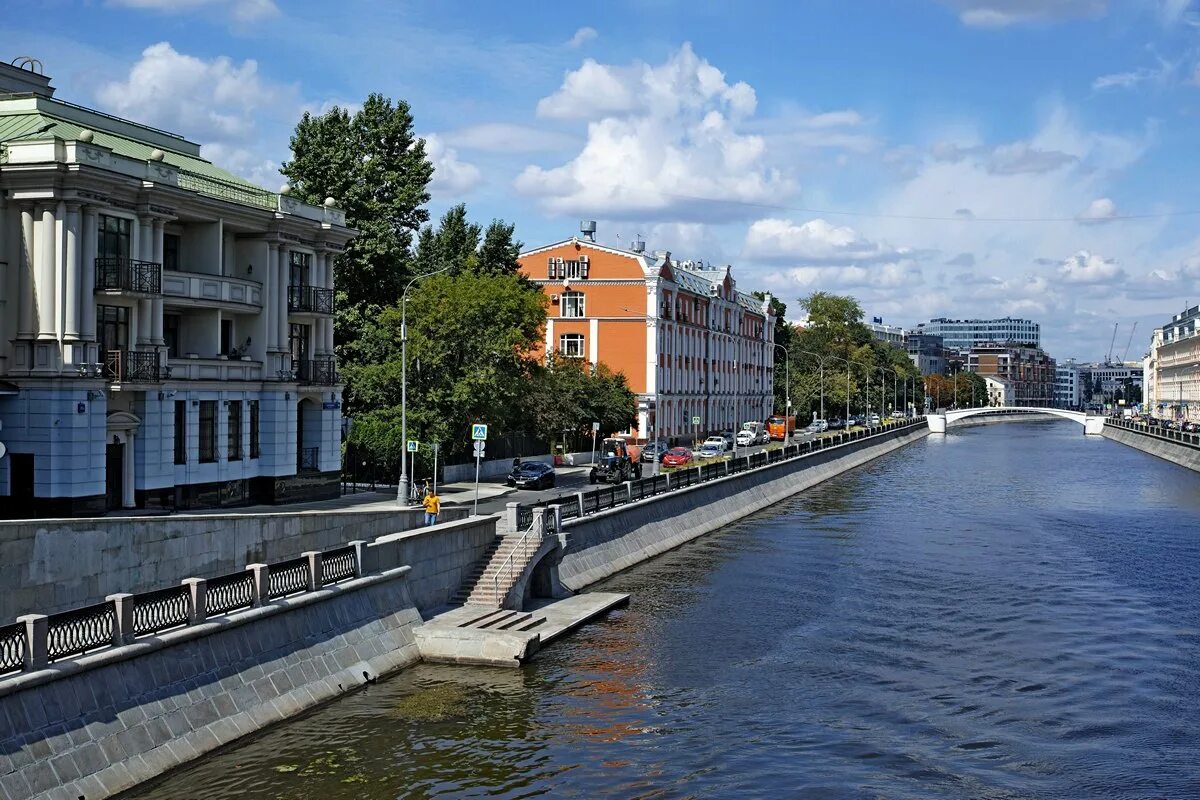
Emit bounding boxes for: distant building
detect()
[966,343,1055,407]
[914,316,1040,351]
[1055,359,1081,409]
[1145,305,1200,421]
[865,319,905,347]
[905,333,947,376]
[984,376,1014,407]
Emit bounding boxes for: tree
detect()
[477,220,524,276]
[799,291,864,332]
[281,94,434,358]
[528,357,637,448]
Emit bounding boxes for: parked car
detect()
[806,419,828,433]
[698,441,726,459]
[702,435,729,452]
[827,417,845,430]
[891,410,906,419]
[640,440,670,463]
[721,431,737,449]
[736,429,757,447]
[506,461,556,490]
[662,447,694,467]
[867,413,881,426]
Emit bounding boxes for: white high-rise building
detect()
[0,60,354,516]
[913,316,1040,351]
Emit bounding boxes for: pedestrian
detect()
[422,488,441,527]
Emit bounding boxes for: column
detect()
[137,216,153,346]
[151,219,164,345]
[17,205,35,338]
[323,258,334,356]
[263,242,276,352]
[36,205,56,340]
[276,246,288,362]
[63,204,81,341]
[81,208,97,342]
[123,432,136,508]
[312,253,326,356]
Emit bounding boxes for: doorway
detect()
[8,454,34,517]
[106,441,124,510]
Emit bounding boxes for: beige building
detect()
[1146,306,1200,421]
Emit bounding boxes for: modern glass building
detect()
[913,317,1040,351]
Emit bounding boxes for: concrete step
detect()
[476,610,524,629]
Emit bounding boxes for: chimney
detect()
[579,220,597,242]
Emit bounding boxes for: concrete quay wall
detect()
[0,567,424,800]
[557,424,930,590]
[1101,424,1200,472]
[369,515,497,613]
[0,505,468,619]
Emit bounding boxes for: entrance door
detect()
[106,442,124,510]
[8,454,34,517]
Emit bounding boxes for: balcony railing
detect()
[293,358,337,386]
[103,350,160,383]
[287,284,334,315]
[95,257,162,294]
[298,447,320,473]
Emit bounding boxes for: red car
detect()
[662,447,693,467]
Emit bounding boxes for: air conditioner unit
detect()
[550,294,560,303]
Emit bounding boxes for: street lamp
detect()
[398,264,453,506]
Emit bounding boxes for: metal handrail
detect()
[491,519,541,605]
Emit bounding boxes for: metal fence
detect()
[269,557,310,598]
[1107,416,1200,449]
[516,417,927,525]
[46,601,115,662]
[322,546,357,585]
[0,622,26,676]
[207,571,255,617]
[131,585,191,637]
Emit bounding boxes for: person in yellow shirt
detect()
[422,490,441,526]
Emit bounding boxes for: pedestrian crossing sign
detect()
[471,423,488,441]
[406,440,418,452]
[692,416,701,425]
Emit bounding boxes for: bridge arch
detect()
[928,407,1105,435]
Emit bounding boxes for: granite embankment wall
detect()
[557,423,930,590]
[0,505,469,619]
[1101,422,1200,472]
[0,514,497,800]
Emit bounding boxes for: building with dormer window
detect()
[0,60,354,517]
[518,225,776,442]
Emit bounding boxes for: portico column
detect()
[81,207,97,342]
[137,216,153,346]
[312,253,326,356]
[151,219,164,345]
[276,246,289,361]
[17,205,36,338]
[263,242,276,352]
[323,252,335,355]
[63,204,82,342]
[35,205,56,340]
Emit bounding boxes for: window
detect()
[228,401,242,461]
[289,251,311,287]
[162,233,181,271]
[249,400,260,459]
[548,257,589,280]
[98,215,131,261]
[164,314,181,359]
[559,333,585,358]
[96,305,129,355]
[220,319,233,356]
[174,401,187,465]
[289,323,310,363]
[561,291,585,318]
[199,401,217,463]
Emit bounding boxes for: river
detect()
[128,419,1200,799]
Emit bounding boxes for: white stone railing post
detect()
[349,540,369,577]
[506,502,520,531]
[575,492,585,518]
[17,614,47,670]
[623,481,633,503]
[303,551,323,592]
[107,593,134,646]
[182,578,207,624]
[548,504,564,532]
[247,564,269,607]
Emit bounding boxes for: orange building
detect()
[517,229,777,442]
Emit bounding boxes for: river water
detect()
[130,420,1200,799]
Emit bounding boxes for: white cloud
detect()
[443,122,576,153]
[940,0,1107,27]
[423,134,483,195]
[801,110,866,129]
[106,0,279,23]
[768,261,922,291]
[1093,55,1175,91]
[743,218,906,265]
[1056,250,1126,284]
[986,142,1076,174]
[516,44,790,221]
[1077,197,1118,223]
[566,26,597,48]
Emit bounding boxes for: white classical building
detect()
[984,376,1014,407]
[1145,305,1200,422]
[0,61,353,517]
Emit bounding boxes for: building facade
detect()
[517,230,776,442]
[914,316,1040,351]
[1145,305,1200,421]
[0,62,353,517]
[1054,359,1081,409]
[966,343,1056,406]
[905,333,947,376]
[984,376,1014,407]
[866,320,905,347]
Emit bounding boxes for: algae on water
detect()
[389,683,470,722]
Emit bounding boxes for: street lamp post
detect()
[398,265,452,506]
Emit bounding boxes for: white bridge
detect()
[927,407,1105,435]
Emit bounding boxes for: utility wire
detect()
[656,191,1197,223]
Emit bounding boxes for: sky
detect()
[6,0,1200,363]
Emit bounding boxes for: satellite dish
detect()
[0,442,6,460]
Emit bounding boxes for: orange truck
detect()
[766,415,795,441]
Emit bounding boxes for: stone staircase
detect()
[453,532,544,607]
[455,607,546,632]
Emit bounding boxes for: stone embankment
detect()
[1102,418,1200,472]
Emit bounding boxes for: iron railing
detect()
[322,546,357,585]
[491,519,542,605]
[95,256,161,294]
[46,601,115,662]
[294,358,337,386]
[287,284,334,315]
[207,571,255,617]
[103,350,160,383]
[268,557,309,599]
[0,622,25,676]
[131,585,191,637]
[177,169,278,210]
[299,447,320,472]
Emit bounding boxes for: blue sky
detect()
[6,0,1200,361]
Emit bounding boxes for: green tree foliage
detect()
[925,371,987,409]
[280,94,434,358]
[528,357,637,448]
[411,206,524,278]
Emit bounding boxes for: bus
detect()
[766,415,795,441]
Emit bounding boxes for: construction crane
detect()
[1120,321,1138,364]
[1105,322,1119,364]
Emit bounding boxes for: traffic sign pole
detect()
[471,424,487,516]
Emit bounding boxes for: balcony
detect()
[167,356,263,382]
[161,270,262,309]
[103,350,160,383]
[95,257,161,295]
[293,358,337,386]
[287,285,334,315]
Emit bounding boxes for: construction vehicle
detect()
[589,437,643,484]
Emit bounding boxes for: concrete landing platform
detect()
[415,592,629,667]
